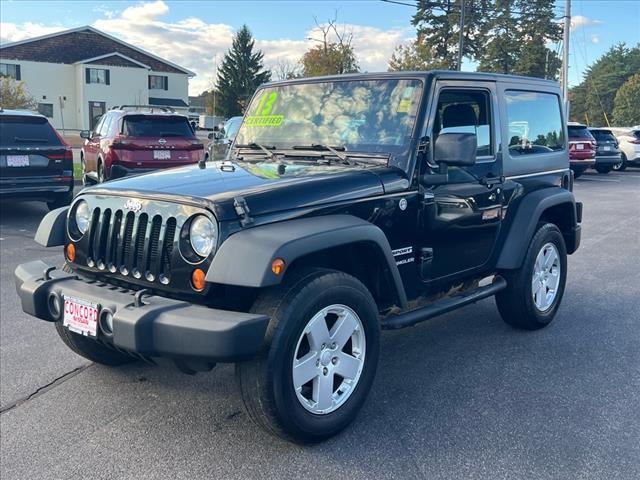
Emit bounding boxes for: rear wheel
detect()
[55,321,134,366]
[496,223,567,330]
[595,165,612,174]
[47,189,73,211]
[97,161,106,183]
[571,166,586,178]
[80,154,87,186]
[613,153,627,171]
[236,268,380,443]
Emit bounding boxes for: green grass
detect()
[73,162,83,181]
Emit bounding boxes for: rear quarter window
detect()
[123,115,194,137]
[590,130,616,142]
[505,90,564,156]
[0,116,62,147]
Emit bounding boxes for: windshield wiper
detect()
[235,142,277,160]
[291,144,354,165]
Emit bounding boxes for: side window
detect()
[505,90,564,155]
[433,89,493,158]
[92,115,104,136]
[98,114,113,137]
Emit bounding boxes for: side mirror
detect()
[80,130,91,139]
[213,126,219,132]
[434,132,477,166]
[207,132,214,140]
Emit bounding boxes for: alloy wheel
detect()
[292,304,366,415]
[532,242,561,311]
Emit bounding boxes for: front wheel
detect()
[236,268,380,443]
[496,223,567,330]
[97,161,106,183]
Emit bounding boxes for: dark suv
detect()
[0,109,73,210]
[588,127,622,174]
[16,72,582,444]
[80,106,203,183]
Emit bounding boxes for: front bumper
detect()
[15,260,269,365]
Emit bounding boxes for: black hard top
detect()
[264,70,559,88]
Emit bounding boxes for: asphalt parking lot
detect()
[1,170,639,480]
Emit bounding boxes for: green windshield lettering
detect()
[245,115,284,127]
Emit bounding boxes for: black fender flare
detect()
[206,214,408,308]
[497,187,578,269]
[34,207,68,247]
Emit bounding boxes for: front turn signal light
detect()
[191,268,206,291]
[66,243,76,262]
[271,258,286,275]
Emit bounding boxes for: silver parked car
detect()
[205,116,243,161]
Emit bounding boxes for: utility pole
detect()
[562,0,571,112]
[457,0,466,70]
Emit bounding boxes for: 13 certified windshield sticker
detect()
[245,91,284,127]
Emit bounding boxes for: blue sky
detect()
[1,0,638,94]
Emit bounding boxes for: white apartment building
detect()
[0,26,194,131]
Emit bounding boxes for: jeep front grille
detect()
[86,207,177,283]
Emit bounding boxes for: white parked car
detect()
[609,127,640,171]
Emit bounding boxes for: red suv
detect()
[568,122,596,178]
[80,106,203,183]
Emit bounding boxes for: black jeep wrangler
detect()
[15,71,582,443]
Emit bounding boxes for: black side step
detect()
[381,276,507,330]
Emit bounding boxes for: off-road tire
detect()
[496,223,567,330]
[47,189,74,211]
[55,321,134,366]
[236,268,380,444]
[595,165,612,174]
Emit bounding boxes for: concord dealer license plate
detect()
[63,296,99,337]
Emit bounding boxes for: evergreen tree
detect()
[477,0,518,73]
[216,25,271,117]
[477,0,560,78]
[388,36,445,71]
[511,0,561,78]
[569,43,640,126]
[410,0,488,70]
[612,73,640,126]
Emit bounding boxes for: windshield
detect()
[235,78,424,168]
[0,116,62,146]
[590,130,616,142]
[123,115,195,137]
[568,125,593,139]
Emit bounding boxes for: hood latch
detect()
[233,196,253,227]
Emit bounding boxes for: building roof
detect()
[78,52,150,69]
[149,97,189,108]
[0,26,194,76]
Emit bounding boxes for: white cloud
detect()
[1,1,412,95]
[591,34,601,44]
[571,15,603,31]
[0,22,66,43]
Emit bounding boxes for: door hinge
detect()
[233,196,253,227]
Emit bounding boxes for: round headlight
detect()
[75,200,91,234]
[189,215,217,257]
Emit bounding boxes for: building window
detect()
[86,68,110,85]
[149,75,168,90]
[0,63,21,80]
[38,103,54,118]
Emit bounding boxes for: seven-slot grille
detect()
[86,207,177,284]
